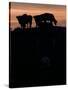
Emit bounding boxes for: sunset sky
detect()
[10,2,66,30]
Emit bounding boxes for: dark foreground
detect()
[9,26,66,88]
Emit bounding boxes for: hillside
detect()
[9,26,66,88]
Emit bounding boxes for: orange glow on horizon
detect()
[10,2,66,30]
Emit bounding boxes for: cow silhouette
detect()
[16,14,32,29]
[33,15,43,28]
[34,13,57,28]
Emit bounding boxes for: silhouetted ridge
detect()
[10,22,66,88]
[11,26,66,33]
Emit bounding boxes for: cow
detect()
[33,15,43,28]
[16,14,32,29]
[33,13,57,28]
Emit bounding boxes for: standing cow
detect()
[33,15,43,28]
[34,13,57,28]
[16,14,32,29]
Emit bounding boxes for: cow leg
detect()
[23,24,26,30]
[29,23,31,28]
[29,21,32,28]
[36,22,39,28]
[29,23,30,28]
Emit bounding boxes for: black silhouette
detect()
[16,14,32,29]
[34,13,57,28]
[34,15,43,28]
[10,12,66,88]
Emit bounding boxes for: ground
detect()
[9,26,66,88]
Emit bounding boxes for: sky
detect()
[9,2,66,30]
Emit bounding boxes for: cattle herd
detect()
[16,13,57,29]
